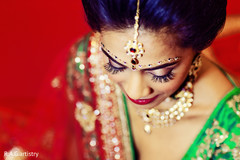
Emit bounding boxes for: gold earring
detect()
[189,55,202,81]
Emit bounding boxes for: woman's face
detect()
[100,29,196,109]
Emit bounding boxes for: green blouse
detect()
[183,87,240,160]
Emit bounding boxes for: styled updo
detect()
[82,0,227,51]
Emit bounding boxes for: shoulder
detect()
[193,56,236,108]
[190,89,240,159]
[198,55,234,91]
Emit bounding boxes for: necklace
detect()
[137,56,202,134]
[138,81,194,134]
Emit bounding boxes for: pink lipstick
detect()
[127,95,158,105]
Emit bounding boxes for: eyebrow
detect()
[100,46,180,71]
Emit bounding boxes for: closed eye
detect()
[148,69,175,83]
[104,59,127,74]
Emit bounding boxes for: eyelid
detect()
[146,67,174,76]
[151,71,175,83]
[104,60,127,75]
[100,47,128,68]
[109,59,126,69]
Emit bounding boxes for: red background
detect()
[0,0,239,109]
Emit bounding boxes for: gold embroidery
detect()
[230,133,240,159]
[227,94,240,117]
[89,34,123,159]
[231,133,240,146]
[88,33,132,160]
[193,118,240,159]
[68,35,101,159]
[192,120,229,160]
[232,147,240,159]
[74,101,97,132]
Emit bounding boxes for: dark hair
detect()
[82,0,227,51]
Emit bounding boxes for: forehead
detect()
[100,29,193,67]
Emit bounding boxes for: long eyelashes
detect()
[104,62,126,74]
[151,71,174,83]
[104,61,175,83]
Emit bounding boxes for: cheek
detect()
[101,55,128,84]
[107,72,126,84]
[152,79,183,96]
[152,64,191,96]
[102,53,109,64]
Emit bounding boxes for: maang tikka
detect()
[124,0,145,70]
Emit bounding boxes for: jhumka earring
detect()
[138,55,202,134]
[124,0,145,70]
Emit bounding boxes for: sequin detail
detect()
[87,34,132,159]
[227,94,240,117]
[75,101,97,132]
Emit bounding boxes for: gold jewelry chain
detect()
[124,0,145,70]
[134,0,140,41]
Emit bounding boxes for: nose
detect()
[123,71,152,99]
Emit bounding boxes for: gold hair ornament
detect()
[124,0,145,70]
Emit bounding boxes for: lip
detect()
[127,95,159,105]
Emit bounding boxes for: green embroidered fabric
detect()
[183,87,240,160]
